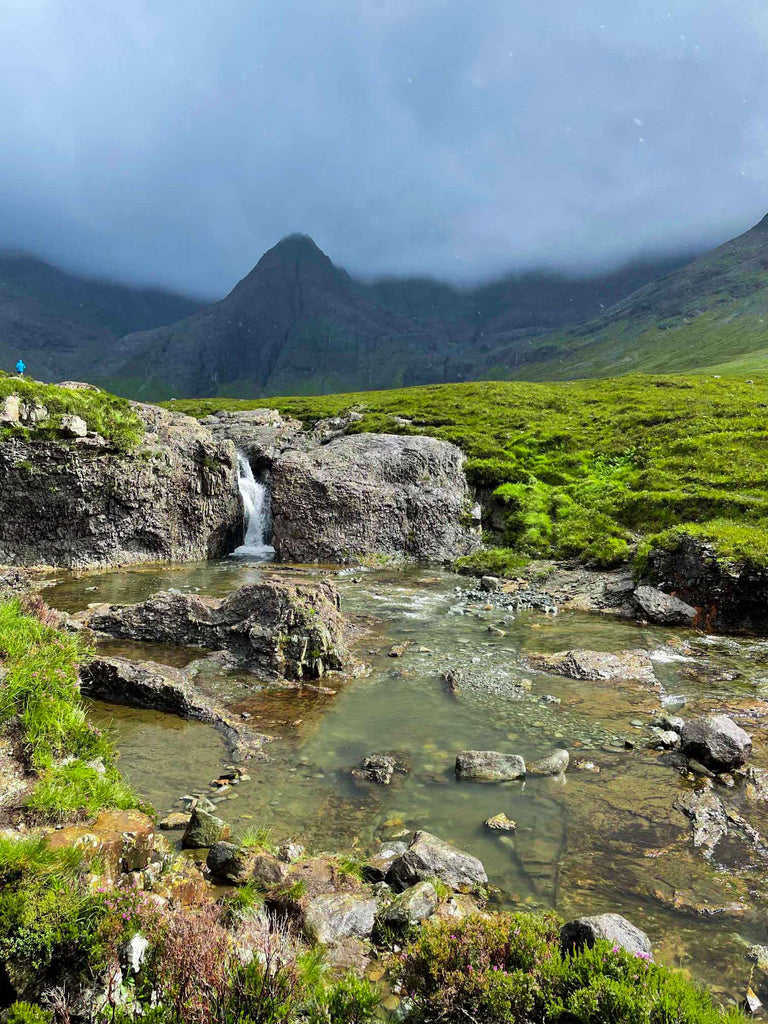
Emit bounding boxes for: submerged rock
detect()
[632,586,697,627]
[270,433,479,563]
[352,753,408,785]
[0,400,242,568]
[386,830,488,891]
[561,914,653,959]
[527,648,656,685]
[78,577,350,679]
[680,715,752,773]
[455,750,526,782]
[527,749,569,776]
[675,788,728,856]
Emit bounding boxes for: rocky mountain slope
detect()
[0,252,201,382]
[490,213,768,380]
[102,237,688,398]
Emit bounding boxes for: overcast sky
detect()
[1,0,767,297]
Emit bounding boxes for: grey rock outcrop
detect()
[270,433,479,563]
[0,401,242,568]
[303,893,378,944]
[79,656,269,759]
[386,830,488,892]
[77,577,350,679]
[560,914,653,958]
[455,750,526,782]
[378,881,438,928]
[680,714,752,773]
[527,648,656,685]
[632,585,697,626]
[202,407,308,468]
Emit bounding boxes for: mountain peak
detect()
[258,233,330,268]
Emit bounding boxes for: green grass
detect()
[168,374,768,570]
[0,373,144,452]
[0,598,140,820]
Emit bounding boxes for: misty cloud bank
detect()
[1,0,767,296]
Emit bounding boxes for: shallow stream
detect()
[47,559,768,1002]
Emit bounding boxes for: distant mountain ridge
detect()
[7,214,768,397]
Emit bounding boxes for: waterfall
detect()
[231,452,274,559]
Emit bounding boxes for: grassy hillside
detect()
[171,375,768,570]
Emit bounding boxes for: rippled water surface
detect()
[48,559,768,1001]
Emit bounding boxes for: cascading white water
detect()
[231,452,274,559]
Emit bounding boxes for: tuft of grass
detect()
[238,824,275,853]
[0,373,144,453]
[168,375,768,570]
[0,598,140,820]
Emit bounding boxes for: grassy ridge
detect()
[0,374,144,452]
[169,375,768,570]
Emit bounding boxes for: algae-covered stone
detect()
[182,807,231,849]
[484,813,516,832]
[455,750,525,782]
[378,881,438,928]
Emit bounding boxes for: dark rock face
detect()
[78,577,350,679]
[0,402,242,568]
[560,914,653,959]
[644,534,768,633]
[270,433,479,564]
[79,656,269,759]
[632,585,697,627]
[680,715,752,773]
[202,407,308,470]
[527,648,656,685]
[386,830,488,892]
[455,750,526,782]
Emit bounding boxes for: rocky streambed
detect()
[39,556,768,1004]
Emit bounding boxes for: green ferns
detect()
[0,599,139,819]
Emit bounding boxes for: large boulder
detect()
[680,714,752,772]
[270,433,479,563]
[78,577,350,679]
[632,585,697,627]
[527,649,656,685]
[560,914,653,959]
[182,807,231,849]
[303,893,378,944]
[386,831,487,892]
[455,750,526,782]
[378,881,438,928]
[0,401,242,568]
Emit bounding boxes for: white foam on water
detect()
[231,453,275,560]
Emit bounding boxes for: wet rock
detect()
[560,913,653,959]
[60,413,88,438]
[79,576,350,679]
[455,750,525,782]
[352,753,408,785]
[270,433,479,563]
[386,830,488,892]
[378,881,438,928]
[203,407,307,467]
[278,841,305,863]
[182,807,231,849]
[527,749,569,776]
[680,715,752,773]
[47,810,156,881]
[745,767,768,803]
[480,576,502,593]
[527,649,656,685]
[484,813,516,832]
[159,812,192,830]
[80,656,269,758]
[656,713,685,734]
[654,730,681,750]
[632,586,697,627]
[675,788,728,856]
[0,400,242,569]
[364,842,409,882]
[303,893,378,944]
